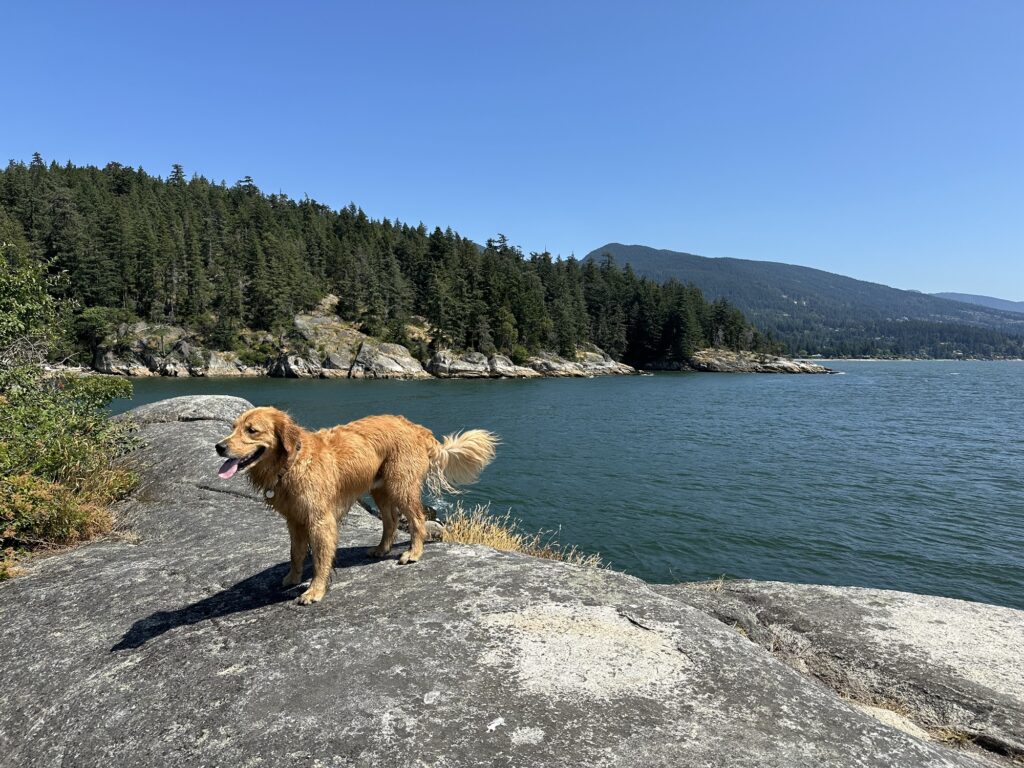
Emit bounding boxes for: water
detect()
[109,361,1024,610]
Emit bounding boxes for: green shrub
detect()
[1,241,138,578]
[510,344,530,365]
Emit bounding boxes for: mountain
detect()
[933,293,1024,315]
[584,243,1024,358]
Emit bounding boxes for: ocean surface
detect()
[109,361,1024,610]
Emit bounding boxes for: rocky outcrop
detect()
[427,350,540,379]
[428,349,491,377]
[90,323,225,377]
[686,349,832,373]
[661,580,1024,763]
[84,299,816,380]
[204,351,263,377]
[489,353,542,378]
[577,349,638,375]
[526,350,637,377]
[92,348,157,377]
[1,396,1007,767]
[266,354,323,378]
[293,296,367,369]
[350,340,431,379]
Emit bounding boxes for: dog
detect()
[215,407,497,604]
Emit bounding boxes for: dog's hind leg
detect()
[297,514,337,605]
[368,488,398,558]
[397,496,427,565]
[283,519,309,587]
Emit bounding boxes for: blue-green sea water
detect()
[109,361,1024,610]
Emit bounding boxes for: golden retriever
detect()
[215,407,497,604]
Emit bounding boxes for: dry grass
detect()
[1,464,136,579]
[931,727,975,748]
[440,504,602,568]
[691,574,729,592]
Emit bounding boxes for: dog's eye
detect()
[246,425,259,435]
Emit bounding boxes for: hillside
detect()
[585,244,1024,358]
[934,292,1024,315]
[0,157,769,371]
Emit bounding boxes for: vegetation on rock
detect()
[440,504,602,568]
[0,236,136,578]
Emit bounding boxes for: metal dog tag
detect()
[265,489,275,499]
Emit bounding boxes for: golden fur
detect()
[215,407,497,604]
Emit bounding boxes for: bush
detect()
[510,344,530,365]
[0,240,138,578]
[0,371,137,578]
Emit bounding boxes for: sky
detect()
[4,1,1022,299]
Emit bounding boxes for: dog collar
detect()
[264,439,302,500]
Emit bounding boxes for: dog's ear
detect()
[274,412,302,457]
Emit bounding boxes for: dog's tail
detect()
[427,429,499,497]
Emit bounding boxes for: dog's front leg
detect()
[283,519,309,588]
[296,515,337,605]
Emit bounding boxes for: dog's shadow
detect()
[111,545,375,651]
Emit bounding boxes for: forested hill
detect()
[933,293,1024,315]
[0,156,771,369]
[585,243,1024,358]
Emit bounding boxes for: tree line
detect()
[0,155,775,367]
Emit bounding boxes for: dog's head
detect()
[215,406,301,480]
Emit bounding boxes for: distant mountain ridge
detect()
[584,243,1024,358]
[933,292,1024,315]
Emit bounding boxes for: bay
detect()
[109,361,1024,610]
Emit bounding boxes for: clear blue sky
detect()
[4,1,1022,299]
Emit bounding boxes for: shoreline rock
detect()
[78,300,827,380]
[661,580,1024,764]
[1,394,1001,767]
[686,348,833,374]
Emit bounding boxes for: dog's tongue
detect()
[218,458,240,479]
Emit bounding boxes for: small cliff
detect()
[2,397,1012,768]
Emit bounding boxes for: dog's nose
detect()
[215,442,227,457]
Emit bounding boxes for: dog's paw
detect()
[367,545,391,558]
[295,589,324,605]
[398,551,420,565]
[281,572,303,588]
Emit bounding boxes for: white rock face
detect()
[350,341,431,379]
[687,349,831,373]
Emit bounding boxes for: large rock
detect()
[687,349,832,373]
[267,354,323,378]
[114,394,253,425]
[525,350,635,377]
[92,349,155,377]
[661,580,1024,762]
[428,350,540,378]
[293,298,368,372]
[350,341,431,379]
[91,323,217,378]
[205,351,263,377]
[0,396,985,767]
[428,350,492,378]
[577,349,637,376]
[488,354,541,378]
[527,351,586,377]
